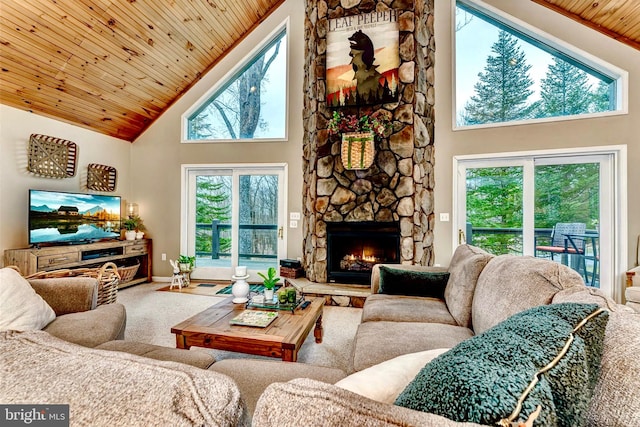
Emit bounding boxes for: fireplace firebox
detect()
[326,222,400,285]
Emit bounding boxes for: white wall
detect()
[0,105,133,260]
[130,0,305,277]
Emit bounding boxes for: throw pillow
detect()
[335,348,450,403]
[378,266,450,298]
[395,303,609,426]
[0,268,56,331]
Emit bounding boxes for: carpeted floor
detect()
[118,282,362,372]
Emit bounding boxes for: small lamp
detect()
[126,202,139,218]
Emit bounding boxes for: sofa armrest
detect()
[254,378,488,427]
[370,263,449,294]
[28,277,98,315]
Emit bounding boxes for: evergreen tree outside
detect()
[455,2,617,127]
[590,80,613,113]
[536,57,592,118]
[462,31,535,125]
[534,163,599,229]
[466,166,523,254]
[195,176,231,256]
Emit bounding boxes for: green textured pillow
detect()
[378,266,450,298]
[395,303,609,426]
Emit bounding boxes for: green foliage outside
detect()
[466,164,599,255]
[534,164,599,229]
[466,167,523,255]
[462,31,536,125]
[196,176,231,257]
[461,26,602,256]
[459,28,613,127]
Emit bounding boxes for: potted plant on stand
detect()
[178,254,195,286]
[258,267,280,302]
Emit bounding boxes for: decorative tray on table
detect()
[229,310,278,328]
[246,295,306,313]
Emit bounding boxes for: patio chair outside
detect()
[535,222,586,261]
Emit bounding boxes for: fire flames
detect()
[340,253,380,271]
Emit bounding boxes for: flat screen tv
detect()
[29,189,121,246]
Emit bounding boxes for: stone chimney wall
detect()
[302,0,435,282]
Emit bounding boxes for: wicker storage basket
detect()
[25,262,120,306]
[117,263,140,284]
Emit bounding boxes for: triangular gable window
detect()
[185,24,287,142]
[455,0,627,129]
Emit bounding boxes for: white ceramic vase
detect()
[124,230,136,241]
[231,275,250,304]
[263,288,274,302]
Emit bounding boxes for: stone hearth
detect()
[302,0,436,283]
[285,277,370,308]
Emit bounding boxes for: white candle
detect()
[235,266,247,276]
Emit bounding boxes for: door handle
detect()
[458,229,466,245]
[278,226,283,239]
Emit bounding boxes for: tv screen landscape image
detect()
[29,190,121,246]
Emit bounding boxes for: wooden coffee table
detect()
[171,297,324,362]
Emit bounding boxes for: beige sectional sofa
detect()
[253,245,640,426]
[3,245,639,426]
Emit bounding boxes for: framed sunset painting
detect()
[326,10,400,107]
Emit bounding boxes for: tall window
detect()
[185,23,288,142]
[455,0,626,128]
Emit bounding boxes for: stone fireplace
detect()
[326,222,400,284]
[302,0,436,284]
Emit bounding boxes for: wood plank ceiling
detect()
[532,0,640,51]
[0,0,284,141]
[0,0,638,142]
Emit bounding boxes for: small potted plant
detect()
[178,255,195,272]
[122,216,144,241]
[258,267,280,301]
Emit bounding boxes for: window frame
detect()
[453,145,628,302]
[182,18,290,143]
[452,0,628,131]
[180,162,288,280]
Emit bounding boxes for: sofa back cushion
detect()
[586,310,640,426]
[443,245,494,328]
[472,255,586,334]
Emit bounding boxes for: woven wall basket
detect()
[341,132,375,170]
[28,134,77,178]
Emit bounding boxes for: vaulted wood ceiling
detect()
[0,0,638,142]
[0,0,284,141]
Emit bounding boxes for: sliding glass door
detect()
[456,151,615,295]
[182,164,287,279]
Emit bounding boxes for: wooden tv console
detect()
[4,239,152,289]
